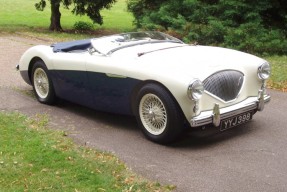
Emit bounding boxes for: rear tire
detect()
[31,60,56,105]
[136,84,184,144]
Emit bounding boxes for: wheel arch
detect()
[28,57,44,83]
[130,80,187,122]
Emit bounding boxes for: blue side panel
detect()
[87,72,141,115]
[50,70,141,115]
[50,70,92,107]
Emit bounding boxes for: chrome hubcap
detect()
[139,94,167,135]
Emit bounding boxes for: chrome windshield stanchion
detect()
[213,103,220,127]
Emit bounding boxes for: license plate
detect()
[220,111,253,131]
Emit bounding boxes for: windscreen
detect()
[91,31,183,55]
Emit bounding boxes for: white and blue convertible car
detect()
[18,31,271,143]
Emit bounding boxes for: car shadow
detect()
[55,98,138,132]
[54,99,258,149]
[170,120,258,148]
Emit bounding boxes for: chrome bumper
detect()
[189,94,271,127]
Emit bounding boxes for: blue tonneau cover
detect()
[51,39,91,52]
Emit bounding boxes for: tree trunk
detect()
[49,0,62,31]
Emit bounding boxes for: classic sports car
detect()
[17,31,271,143]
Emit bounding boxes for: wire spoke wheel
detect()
[31,60,56,104]
[33,68,49,99]
[139,93,167,135]
[136,84,184,144]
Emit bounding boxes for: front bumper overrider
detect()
[189,93,271,127]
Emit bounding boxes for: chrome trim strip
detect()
[105,73,127,78]
[189,95,271,127]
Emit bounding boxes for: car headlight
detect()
[258,62,271,80]
[187,79,204,100]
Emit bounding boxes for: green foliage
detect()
[36,0,117,30]
[73,21,94,31]
[127,0,287,55]
[70,0,117,25]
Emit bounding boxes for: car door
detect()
[85,54,140,115]
[50,52,91,106]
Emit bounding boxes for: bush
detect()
[127,0,287,55]
[223,24,287,55]
[73,21,94,31]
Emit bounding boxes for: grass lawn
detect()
[266,55,287,92]
[0,112,174,191]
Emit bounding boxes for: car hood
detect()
[113,43,266,82]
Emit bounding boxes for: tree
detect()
[35,0,117,31]
[127,0,287,55]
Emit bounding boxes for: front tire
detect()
[31,60,56,104]
[136,84,184,144]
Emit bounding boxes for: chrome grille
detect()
[203,70,244,102]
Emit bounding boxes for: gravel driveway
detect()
[1,34,287,192]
